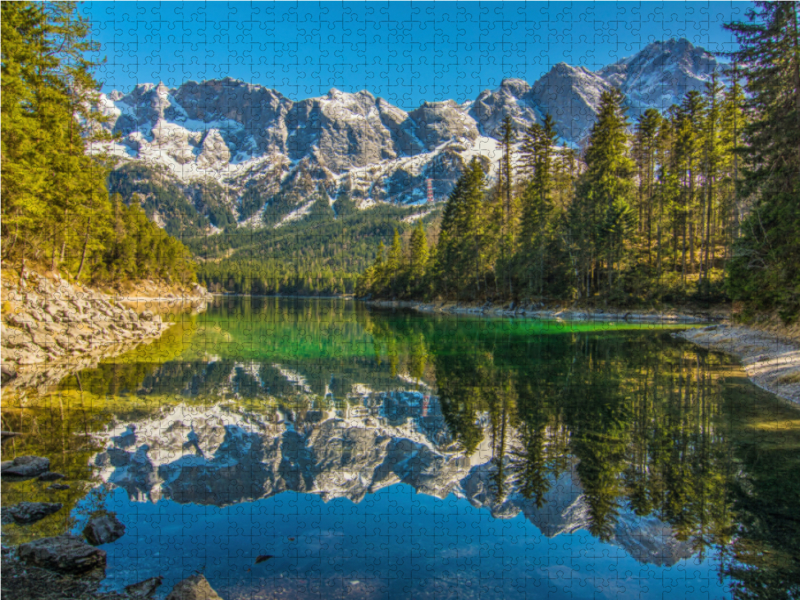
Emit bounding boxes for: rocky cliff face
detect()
[97,38,723,229]
[92,394,695,567]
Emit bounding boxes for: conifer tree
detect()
[575,89,636,299]
[519,114,558,296]
[634,109,662,265]
[409,221,429,292]
[726,1,800,321]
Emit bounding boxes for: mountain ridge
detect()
[97,37,724,233]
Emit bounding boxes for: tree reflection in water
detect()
[2,298,798,599]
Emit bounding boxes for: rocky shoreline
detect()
[368,299,720,323]
[0,272,210,391]
[0,452,225,599]
[677,325,800,405]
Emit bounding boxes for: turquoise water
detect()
[3,297,799,599]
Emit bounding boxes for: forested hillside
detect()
[358,2,800,322]
[191,196,438,295]
[1,2,196,287]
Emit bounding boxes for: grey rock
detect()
[18,534,106,575]
[7,501,63,524]
[3,326,30,347]
[83,513,126,545]
[48,483,70,490]
[165,574,223,600]
[125,575,164,598]
[2,455,50,478]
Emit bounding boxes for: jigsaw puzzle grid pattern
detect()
[87,1,742,105]
[5,3,777,600]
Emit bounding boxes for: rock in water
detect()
[1,455,50,478]
[7,501,63,524]
[38,471,66,481]
[165,574,223,600]
[17,535,106,575]
[125,575,164,598]
[83,513,126,545]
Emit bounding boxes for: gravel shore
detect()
[677,325,800,405]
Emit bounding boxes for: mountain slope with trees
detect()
[358,1,800,323]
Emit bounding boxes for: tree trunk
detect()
[705,175,713,290]
[76,218,91,281]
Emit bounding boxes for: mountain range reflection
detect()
[4,298,798,599]
[94,389,693,567]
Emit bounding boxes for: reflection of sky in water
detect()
[78,485,726,600]
[75,389,727,600]
[7,298,797,599]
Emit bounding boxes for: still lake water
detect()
[2,297,799,599]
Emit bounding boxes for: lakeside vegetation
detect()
[1,2,196,286]
[358,2,800,324]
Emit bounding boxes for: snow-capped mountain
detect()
[93,395,696,567]
[96,38,723,231]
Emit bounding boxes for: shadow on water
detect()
[2,297,799,599]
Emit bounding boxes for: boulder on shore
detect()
[83,513,126,546]
[7,501,62,524]
[17,534,106,575]
[165,574,224,600]
[1,455,50,478]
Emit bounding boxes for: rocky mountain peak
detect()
[498,78,532,96]
[98,38,726,227]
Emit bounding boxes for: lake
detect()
[2,297,799,600]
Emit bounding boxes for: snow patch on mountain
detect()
[98,38,725,226]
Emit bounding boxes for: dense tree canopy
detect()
[358,7,800,324]
[1,2,195,286]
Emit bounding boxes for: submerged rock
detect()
[17,534,106,575]
[1,455,50,478]
[83,513,126,546]
[38,471,65,481]
[165,574,223,600]
[7,501,63,524]
[126,575,164,598]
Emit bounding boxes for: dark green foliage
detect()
[725,2,800,323]
[1,2,196,286]
[358,24,797,317]
[107,163,210,238]
[193,202,437,296]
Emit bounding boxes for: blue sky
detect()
[82,1,749,109]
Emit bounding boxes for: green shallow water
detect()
[2,297,799,600]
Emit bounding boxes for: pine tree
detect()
[575,89,636,300]
[726,1,800,321]
[700,72,724,293]
[519,114,559,297]
[436,158,488,299]
[408,221,429,293]
[634,109,662,266]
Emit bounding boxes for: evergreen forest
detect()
[1,2,196,287]
[358,2,800,323]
